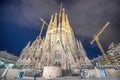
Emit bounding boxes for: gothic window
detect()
[38,57,41,62]
[59,54,62,59]
[117,53,119,55]
[22,55,25,60]
[55,53,61,60]
[68,64,72,70]
[55,53,57,59]
[41,48,43,53]
[56,40,60,45]
[45,58,48,65]
[35,57,37,60]
[26,55,30,60]
[55,62,61,66]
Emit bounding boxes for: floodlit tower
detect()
[91,22,110,63]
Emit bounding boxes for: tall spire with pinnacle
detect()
[65,15,70,28]
[62,8,66,27]
[53,13,57,28]
[59,3,63,24]
[49,15,54,26]
[48,15,54,30]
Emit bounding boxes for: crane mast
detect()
[39,18,48,38]
[91,22,110,63]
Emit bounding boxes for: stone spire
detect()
[53,13,57,28]
[65,14,71,29]
[48,15,54,30]
[59,3,63,24]
[79,40,87,57]
[62,8,66,27]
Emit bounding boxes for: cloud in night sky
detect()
[0,0,120,59]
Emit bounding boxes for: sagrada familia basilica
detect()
[0,4,120,80]
[17,7,91,70]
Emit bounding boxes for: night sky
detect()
[0,0,120,59]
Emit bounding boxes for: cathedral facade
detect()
[17,7,91,70]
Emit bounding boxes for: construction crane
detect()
[39,18,48,38]
[91,22,110,63]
